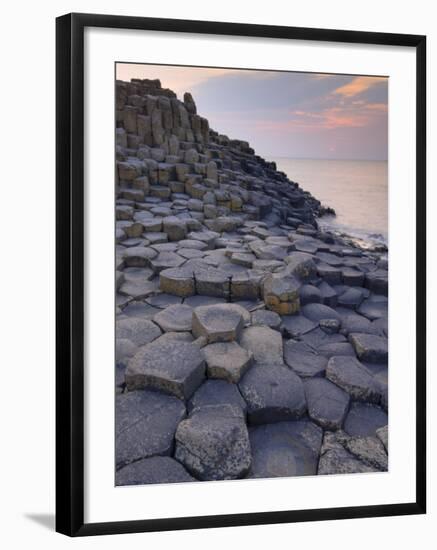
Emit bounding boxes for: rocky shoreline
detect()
[115,78,388,485]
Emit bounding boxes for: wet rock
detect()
[116,390,186,468]
[175,405,251,480]
[203,341,253,383]
[304,378,350,430]
[239,364,306,424]
[153,304,193,332]
[249,420,323,478]
[125,340,205,399]
[349,332,388,363]
[326,355,381,403]
[192,304,244,343]
[240,325,284,365]
[116,456,195,485]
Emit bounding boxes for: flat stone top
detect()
[193,304,244,332]
[127,340,204,383]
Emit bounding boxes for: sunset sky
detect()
[116,64,388,161]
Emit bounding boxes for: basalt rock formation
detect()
[115,78,388,485]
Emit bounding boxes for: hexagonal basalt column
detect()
[125,340,205,400]
[192,304,244,343]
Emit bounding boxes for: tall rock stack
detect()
[115,79,389,485]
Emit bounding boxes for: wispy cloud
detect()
[333,76,387,98]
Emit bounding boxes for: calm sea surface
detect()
[269,158,388,247]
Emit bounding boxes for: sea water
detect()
[270,158,388,249]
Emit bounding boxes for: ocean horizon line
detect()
[265,156,388,163]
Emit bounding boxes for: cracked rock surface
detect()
[115,78,389,484]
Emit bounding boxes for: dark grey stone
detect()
[304,378,350,430]
[344,402,388,437]
[349,332,388,363]
[239,364,306,424]
[192,304,245,343]
[301,303,341,323]
[280,314,318,338]
[240,325,284,365]
[326,355,381,403]
[116,390,186,468]
[153,304,193,332]
[249,420,323,478]
[116,456,195,485]
[125,340,205,399]
[203,341,253,383]
[116,317,161,347]
[284,340,327,377]
[251,309,282,329]
[188,379,247,414]
[175,405,251,480]
[344,436,388,471]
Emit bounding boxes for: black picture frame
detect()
[56,12,426,537]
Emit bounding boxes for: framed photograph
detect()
[56,12,426,536]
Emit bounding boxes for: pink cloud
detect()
[333,76,387,98]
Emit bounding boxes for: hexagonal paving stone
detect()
[240,325,284,365]
[304,378,350,430]
[188,379,247,415]
[251,309,282,329]
[318,433,377,475]
[125,340,205,400]
[116,390,186,468]
[153,304,193,332]
[116,317,161,347]
[249,420,323,478]
[301,303,341,323]
[344,402,388,437]
[349,332,388,363]
[239,364,306,424]
[192,304,244,343]
[174,405,251,481]
[280,314,318,338]
[159,266,196,297]
[122,246,158,267]
[284,340,327,377]
[326,355,381,403]
[344,436,388,471]
[203,341,253,383]
[150,251,186,273]
[116,456,195,485]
